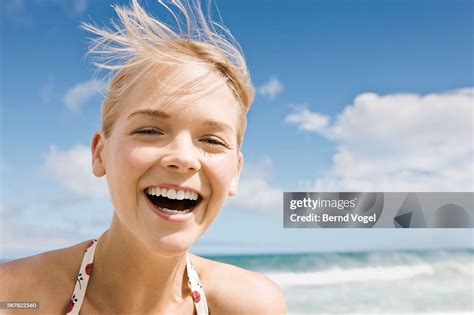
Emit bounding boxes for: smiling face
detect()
[91,65,243,256]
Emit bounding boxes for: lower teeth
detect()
[159,207,192,214]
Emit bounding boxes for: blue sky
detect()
[1,0,473,258]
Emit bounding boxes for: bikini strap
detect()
[66,239,98,315]
[186,256,209,315]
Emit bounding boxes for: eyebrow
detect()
[127,108,234,132]
[201,119,234,133]
[127,109,171,120]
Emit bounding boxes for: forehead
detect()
[118,64,240,127]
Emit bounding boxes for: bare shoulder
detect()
[190,254,287,315]
[0,241,91,313]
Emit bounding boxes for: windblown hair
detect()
[81,0,254,147]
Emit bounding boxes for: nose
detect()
[160,133,201,173]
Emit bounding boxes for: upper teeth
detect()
[146,187,199,200]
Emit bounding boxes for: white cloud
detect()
[286,87,474,191]
[227,158,283,211]
[0,194,110,258]
[285,105,329,132]
[257,77,284,99]
[63,79,107,112]
[0,216,77,259]
[43,144,108,197]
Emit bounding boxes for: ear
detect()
[91,131,106,177]
[228,152,243,196]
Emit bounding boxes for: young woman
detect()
[0,1,286,314]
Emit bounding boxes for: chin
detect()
[144,229,199,257]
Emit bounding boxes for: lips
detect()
[144,191,202,222]
[146,193,199,212]
[145,186,202,212]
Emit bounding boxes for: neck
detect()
[87,217,189,313]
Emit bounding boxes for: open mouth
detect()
[145,187,202,215]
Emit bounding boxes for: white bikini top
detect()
[65,239,209,315]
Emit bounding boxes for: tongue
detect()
[147,194,197,211]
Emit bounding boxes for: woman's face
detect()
[92,67,243,255]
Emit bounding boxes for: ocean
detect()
[208,249,473,315]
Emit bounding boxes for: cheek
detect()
[107,142,157,199]
[199,154,237,226]
[205,154,238,192]
[123,146,158,174]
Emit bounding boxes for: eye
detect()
[134,128,163,135]
[201,137,228,148]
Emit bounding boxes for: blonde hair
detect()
[81,0,254,147]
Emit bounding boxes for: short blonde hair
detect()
[81,0,254,147]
